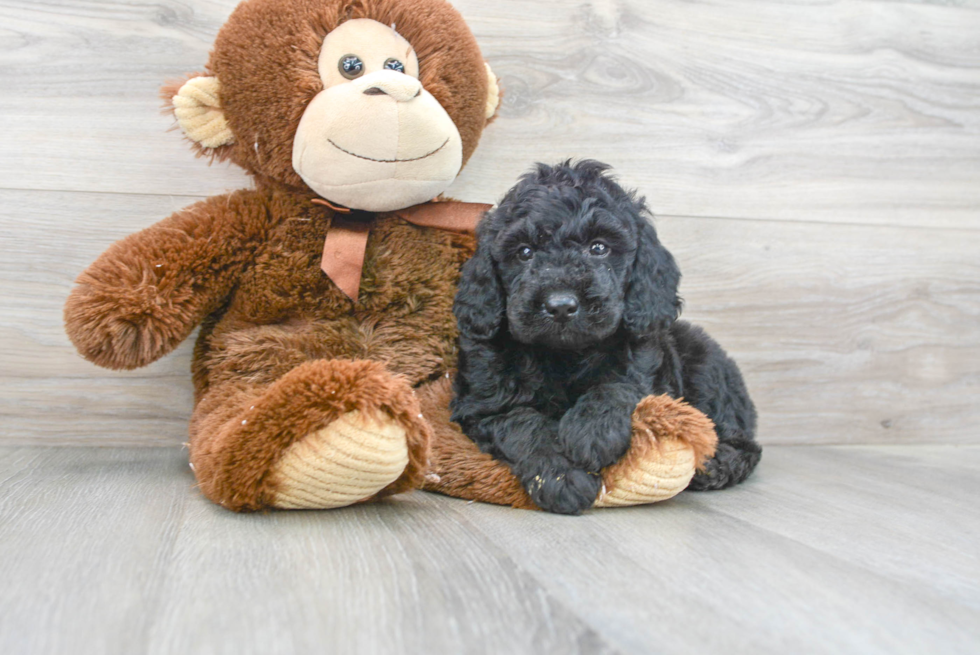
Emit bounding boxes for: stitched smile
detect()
[328,138,449,163]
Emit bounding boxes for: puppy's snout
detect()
[543,292,579,321]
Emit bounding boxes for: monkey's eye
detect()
[339,55,364,79]
[517,246,534,261]
[383,58,406,73]
[588,241,609,257]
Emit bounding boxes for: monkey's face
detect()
[292,19,464,212]
[168,0,498,205]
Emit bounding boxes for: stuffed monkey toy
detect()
[64,0,717,513]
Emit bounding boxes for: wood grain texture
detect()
[681,444,980,610]
[0,0,250,197]
[1,0,979,447]
[2,0,979,226]
[436,449,980,655]
[0,190,195,445]
[3,189,979,445]
[0,446,615,655]
[0,447,190,654]
[145,491,613,654]
[453,0,980,228]
[1,445,978,655]
[657,214,980,445]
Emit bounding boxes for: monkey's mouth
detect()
[328,138,449,164]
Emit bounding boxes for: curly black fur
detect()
[451,160,761,514]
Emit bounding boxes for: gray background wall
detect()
[1,0,978,447]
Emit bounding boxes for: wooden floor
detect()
[2,1,979,653]
[1,444,978,655]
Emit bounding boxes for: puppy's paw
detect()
[523,463,602,515]
[557,403,633,472]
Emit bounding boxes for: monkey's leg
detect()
[414,376,537,509]
[416,377,717,509]
[189,359,430,511]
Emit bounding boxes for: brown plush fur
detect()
[417,376,718,509]
[191,359,431,510]
[605,395,719,487]
[417,376,538,509]
[65,0,492,510]
[64,180,476,509]
[161,0,489,185]
[64,0,720,512]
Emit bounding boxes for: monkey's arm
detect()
[64,189,276,370]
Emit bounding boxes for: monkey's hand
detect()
[64,190,273,370]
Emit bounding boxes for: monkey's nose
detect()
[363,86,422,99]
[544,292,579,321]
[356,71,422,102]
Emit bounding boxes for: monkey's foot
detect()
[269,410,410,509]
[596,395,718,507]
[189,359,430,512]
[595,436,696,506]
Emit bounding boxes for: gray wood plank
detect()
[457,0,980,229]
[0,0,250,197]
[672,444,980,610]
[656,214,980,446]
[426,460,980,654]
[0,190,196,444]
[0,446,616,655]
[145,491,615,655]
[5,188,978,446]
[1,0,979,227]
[2,445,978,655]
[0,447,190,655]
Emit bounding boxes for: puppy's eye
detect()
[517,246,534,261]
[339,55,364,79]
[589,241,610,257]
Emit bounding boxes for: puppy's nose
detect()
[544,292,579,321]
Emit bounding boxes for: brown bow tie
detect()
[318,200,492,302]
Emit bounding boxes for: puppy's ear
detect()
[454,221,505,340]
[623,218,681,338]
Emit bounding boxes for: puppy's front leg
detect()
[558,383,646,472]
[477,408,602,515]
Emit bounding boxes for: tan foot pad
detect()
[594,437,696,507]
[270,410,409,509]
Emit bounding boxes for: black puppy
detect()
[451,160,760,515]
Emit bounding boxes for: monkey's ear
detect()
[167,76,236,149]
[484,63,501,121]
[454,221,504,340]
[623,218,681,339]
